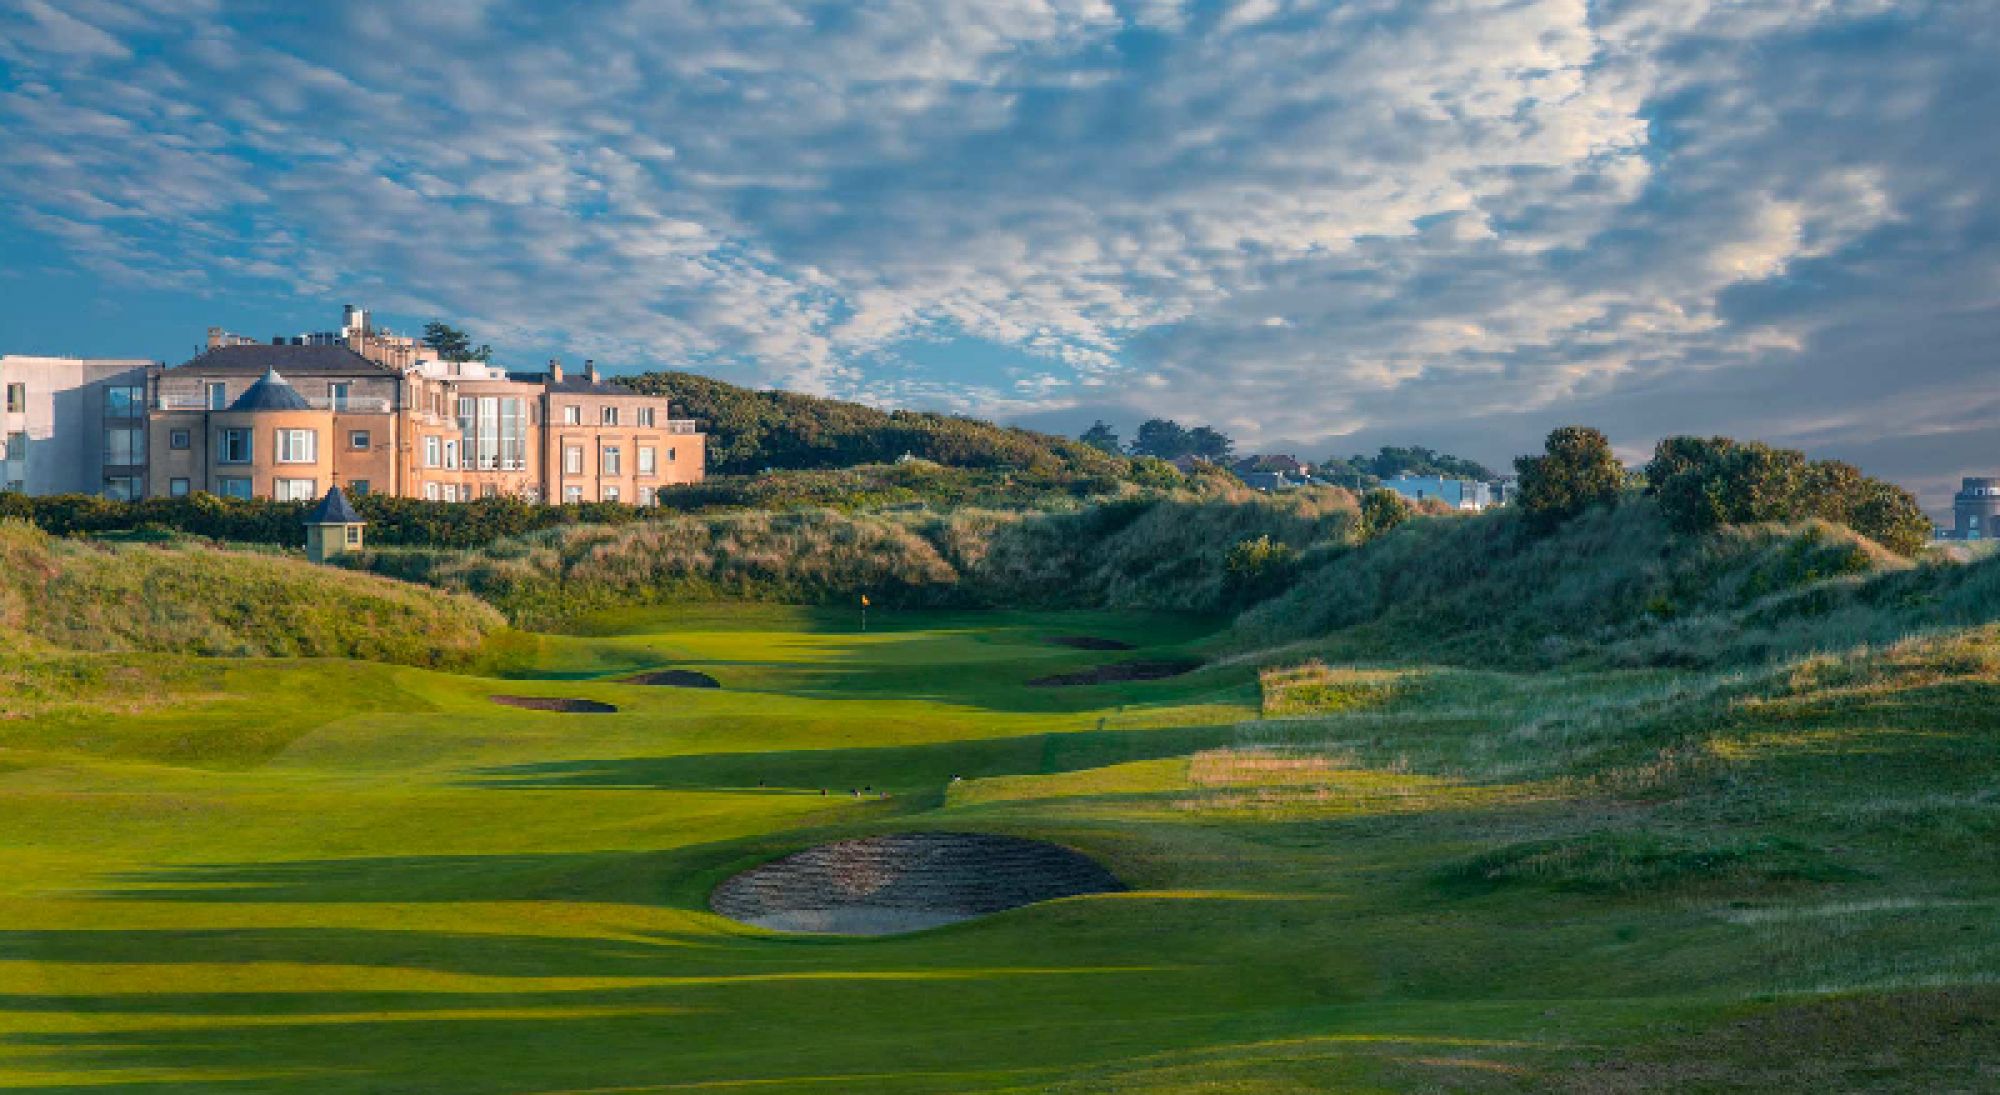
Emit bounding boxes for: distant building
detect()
[2,305,706,505]
[1381,474,1493,511]
[1943,477,2000,540]
[1232,454,1311,477]
[1240,469,1307,491]
[1,355,160,498]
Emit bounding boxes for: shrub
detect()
[1514,426,1624,532]
[1645,436,1932,556]
[1357,488,1414,542]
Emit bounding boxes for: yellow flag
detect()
[860,594,871,607]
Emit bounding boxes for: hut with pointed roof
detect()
[303,486,366,564]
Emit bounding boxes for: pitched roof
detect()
[505,370,644,396]
[304,486,363,525]
[228,368,314,412]
[182,343,390,374]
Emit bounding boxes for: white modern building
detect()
[1381,474,1494,511]
[1,355,159,498]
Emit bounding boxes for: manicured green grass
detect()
[2,607,1994,1091]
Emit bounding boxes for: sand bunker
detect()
[1028,659,1202,687]
[621,670,721,689]
[490,695,619,714]
[1048,636,1137,651]
[712,833,1124,935]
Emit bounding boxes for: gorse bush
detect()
[1645,436,1932,556]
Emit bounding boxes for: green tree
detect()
[1129,419,1193,459]
[1185,425,1235,461]
[1079,421,1122,455]
[421,321,493,363]
[1646,435,1931,555]
[1515,426,1624,532]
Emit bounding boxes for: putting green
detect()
[2,605,1994,1091]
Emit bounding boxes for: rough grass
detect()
[0,519,501,665]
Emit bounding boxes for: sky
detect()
[1,1,1995,511]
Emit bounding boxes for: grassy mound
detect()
[1233,501,2000,668]
[0,520,500,665]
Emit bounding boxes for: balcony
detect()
[154,394,394,413]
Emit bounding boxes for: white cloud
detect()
[0,0,1993,500]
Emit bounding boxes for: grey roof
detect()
[229,369,313,412]
[506,370,644,395]
[182,343,391,374]
[304,486,364,525]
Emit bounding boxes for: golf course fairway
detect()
[2,605,1994,1091]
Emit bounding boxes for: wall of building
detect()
[0,356,155,496]
[1952,477,2000,541]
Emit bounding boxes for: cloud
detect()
[0,0,1993,505]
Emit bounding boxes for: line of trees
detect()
[1080,419,1234,461]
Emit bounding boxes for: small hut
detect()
[303,486,366,564]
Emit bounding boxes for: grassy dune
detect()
[3,602,1994,1091]
[0,520,501,666]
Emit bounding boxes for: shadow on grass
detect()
[461,722,1252,793]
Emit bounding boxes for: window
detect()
[348,480,370,497]
[564,485,583,503]
[206,382,229,411]
[218,428,252,464]
[104,385,144,418]
[603,486,620,502]
[424,482,440,501]
[103,426,143,465]
[563,405,581,426]
[638,447,656,475]
[564,445,583,476]
[4,432,25,460]
[441,484,458,503]
[345,526,362,545]
[275,429,317,464]
[638,486,655,506]
[169,478,191,498]
[668,447,676,462]
[103,476,140,501]
[219,477,253,500]
[481,483,497,499]
[601,406,619,426]
[499,398,527,470]
[601,446,621,475]
[170,429,191,450]
[424,436,442,468]
[3,481,22,494]
[444,439,459,470]
[327,382,351,411]
[637,407,655,428]
[4,383,24,413]
[349,430,370,450]
[476,396,499,469]
[275,478,317,502]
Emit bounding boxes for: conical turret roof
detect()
[304,486,363,525]
[228,368,313,412]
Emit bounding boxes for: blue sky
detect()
[1,1,1995,509]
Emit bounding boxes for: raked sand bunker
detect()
[712,833,1126,935]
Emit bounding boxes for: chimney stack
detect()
[549,358,563,383]
[584,359,599,384]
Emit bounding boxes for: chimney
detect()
[584,359,599,384]
[548,358,563,383]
